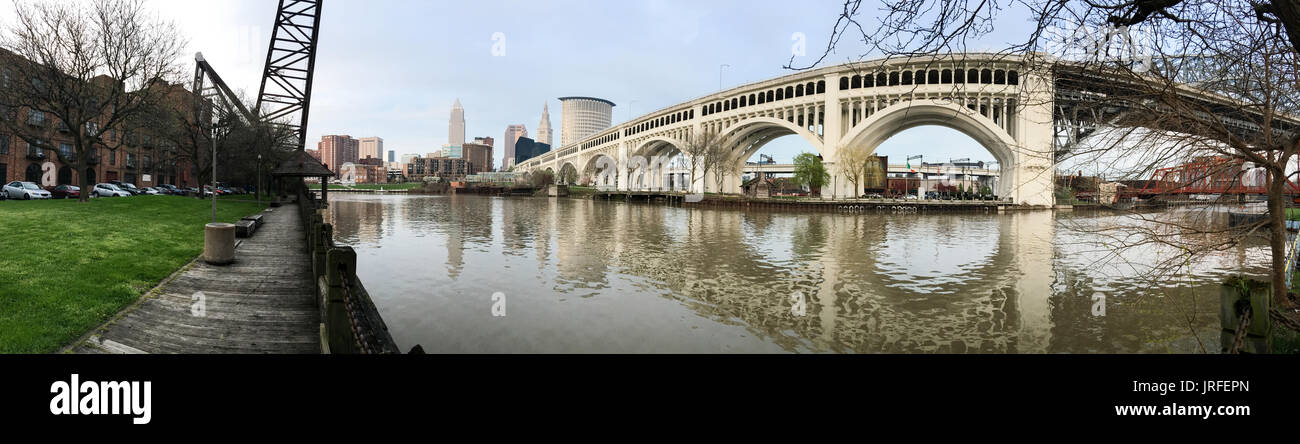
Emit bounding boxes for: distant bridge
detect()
[742,163,997,177]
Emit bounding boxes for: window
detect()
[127,153,137,169]
[0,135,8,155]
[143,155,151,171]
[85,122,99,136]
[59,143,73,160]
[110,150,116,166]
[27,110,46,126]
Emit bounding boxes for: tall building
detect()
[463,142,493,174]
[503,124,527,169]
[359,137,383,161]
[559,97,614,146]
[388,150,395,163]
[449,99,466,146]
[513,137,551,164]
[318,135,359,174]
[537,103,553,146]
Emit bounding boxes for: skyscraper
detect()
[317,135,359,175]
[559,97,614,146]
[504,124,527,169]
[537,103,553,146]
[449,99,466,146]
[388,150,395,163]
[359,137,383,161]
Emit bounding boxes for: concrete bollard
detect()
[204,223,236,265]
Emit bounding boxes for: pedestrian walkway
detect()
[70,204,320,354]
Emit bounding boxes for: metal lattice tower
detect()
[255,0,323,151]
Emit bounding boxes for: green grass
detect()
[0,196,266,353]
[306,183,421,191]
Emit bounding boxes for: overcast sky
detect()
[2,0,1035,168]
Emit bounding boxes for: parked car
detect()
[138,187,161,195]
[47,184,81,199]
[92,183,131,198]
[111,182,143,195]
[160,184,184,195]
[4,181,53,199]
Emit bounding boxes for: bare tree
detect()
[0,0,184,202]
[837,142,871,199]
[680,130,721,192]
[797,0,1300,308]
[707,142,738,193]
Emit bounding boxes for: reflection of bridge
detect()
[743,163,997,177]
[516,53,1276,206]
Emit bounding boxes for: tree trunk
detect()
[1269,169,1289,307]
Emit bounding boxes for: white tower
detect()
[537,103,553,146]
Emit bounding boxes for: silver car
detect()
[3,181,52,199]
[92,183,131,198]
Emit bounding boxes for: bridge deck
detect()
[69,204,320,354]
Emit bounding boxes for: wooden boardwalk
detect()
[70,204,320,354]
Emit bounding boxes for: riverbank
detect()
[0,196,267,353]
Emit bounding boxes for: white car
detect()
[3,181,52,199]
[138,187,160,195]
[92,183,131,197]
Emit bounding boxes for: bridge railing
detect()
[297,186,402,354]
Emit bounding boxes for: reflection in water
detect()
[325,195,1269,353]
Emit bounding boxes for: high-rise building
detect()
[388,150,395,163]
[463,142,493,174]
[317,135,359,174]
[449,99,466,147]
[503,124,527,169]
[559,97,614,146]
[537,103,553,146]
[513,137,551,164]
[359,137,383,162]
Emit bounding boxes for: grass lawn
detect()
[306,183,421,191]
[0,196,266,353]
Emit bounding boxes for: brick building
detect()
[0,48,195,188]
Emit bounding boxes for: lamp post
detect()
[257,153,262,206]
[210,137,217,223]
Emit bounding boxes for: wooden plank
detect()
[71,203,320,354]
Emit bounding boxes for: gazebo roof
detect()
[271,150,335,177]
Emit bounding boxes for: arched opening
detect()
[775,89,784,100]
[25,163,41,183]
[840,102,1017,201]
[869,125,1000,200]
[630,139,688,192]
[967,69,979,83]
[928,70,940,84]
[841,76,851,90]
[557,163,578,185]
[1007,70,1019,85]
[876,73,887,86]
[712,118,826,195]
[902,71,913,85]
[816,80,825,94]
[994,69,1006,85]
[784,86,793,98]
[980,69,992,84]
[57,165,72,185]
[795,84,804,97]
[889,72,899,86]
[941,69,953,84]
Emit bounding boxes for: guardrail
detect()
[297,186,403,354]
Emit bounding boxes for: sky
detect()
[0,0,1035,168]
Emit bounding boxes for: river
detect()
[323,194,1270,353]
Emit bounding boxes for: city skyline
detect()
[37,0,1025,171]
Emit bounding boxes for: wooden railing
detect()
[297,186,402,354]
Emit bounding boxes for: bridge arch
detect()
[840,99,1019,199]
[716,116,824,160]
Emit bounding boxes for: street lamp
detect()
[257,153,262,206]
